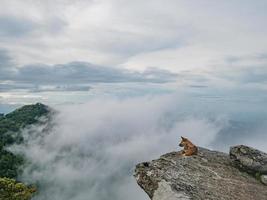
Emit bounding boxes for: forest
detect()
[0,103,49,200]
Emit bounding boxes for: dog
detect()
[179,136,198,156]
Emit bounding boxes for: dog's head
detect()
[179,136,188,147]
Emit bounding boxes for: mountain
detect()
[0,102,50,178]
[134,146,267,200]
[0,103,50,200]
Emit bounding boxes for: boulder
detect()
[134,147,267,200]
[261,175,267,185]
[230,145,267,174]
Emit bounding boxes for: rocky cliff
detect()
[134,146,267,200]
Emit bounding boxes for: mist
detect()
[10,94,227,200]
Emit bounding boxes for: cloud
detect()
[207,54,267,87]
[6,89,267,200]
[0,83,32,92]
[30,85,91,93]
[0,49,15,74]
[0,48,178,93]
[16,62,178,84]
[0,0,266,70]
[10,95,226,200]
[0,16,37,37]
[0,0,190,66]
[1,1,267,92]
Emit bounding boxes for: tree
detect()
[0,103,50,178]
[0,177,36,200]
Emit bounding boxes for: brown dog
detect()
[179,136,198,156]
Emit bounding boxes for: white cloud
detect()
[0,48,178,94]
[0,0,266,98]
[10,95,226,200]
[1,0,266,73]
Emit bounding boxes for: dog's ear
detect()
[181,136,186,140]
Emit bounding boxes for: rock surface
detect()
[261,175,267,185]
[134,147,267,200]
[230,145,267,174]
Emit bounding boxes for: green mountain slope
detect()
[0,103,50,178]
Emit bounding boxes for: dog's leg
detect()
[184,148,195,156]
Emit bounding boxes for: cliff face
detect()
[134,147,267,200]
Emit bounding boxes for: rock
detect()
[134,147,267,200]
[230,145,267,174]
[261,175,267,185]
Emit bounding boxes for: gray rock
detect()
[134,147,267,200]
[261,175,267,185]
[230,145,267,174]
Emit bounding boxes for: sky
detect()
[1,1,267,200]
[0,0,267,109]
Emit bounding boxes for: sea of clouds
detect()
[10,94,228,200]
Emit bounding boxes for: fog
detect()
[10,94,227,200]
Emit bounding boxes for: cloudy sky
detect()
[0,0,267,112]
[1,0,267,100]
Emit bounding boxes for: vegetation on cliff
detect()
[0,103,50,199]
[0,177,36,200]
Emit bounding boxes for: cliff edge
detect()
[134,146,267,200]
